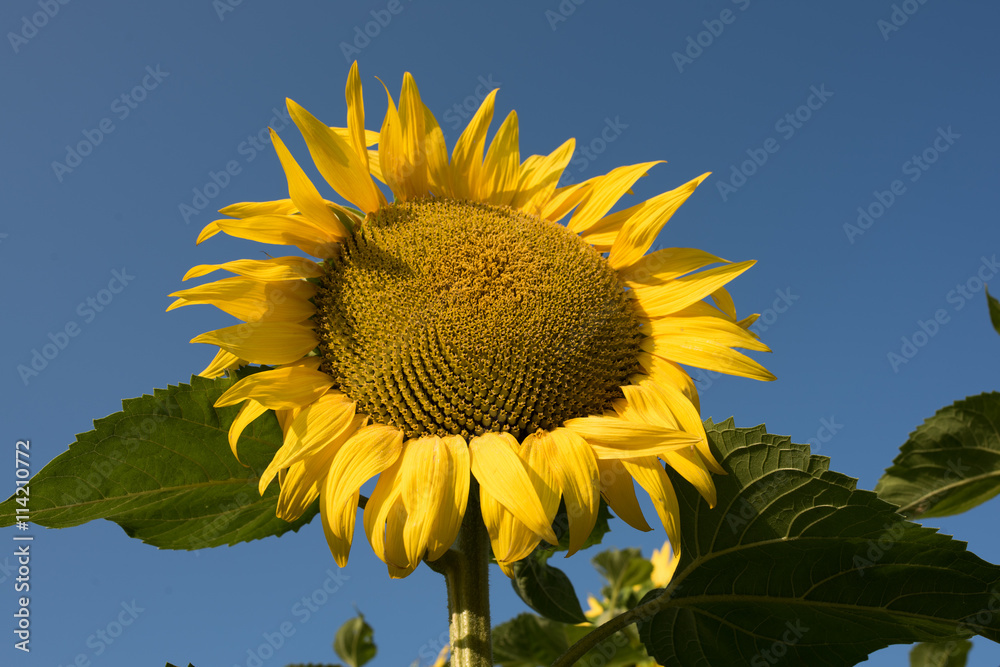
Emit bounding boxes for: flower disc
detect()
[315,198,642,440]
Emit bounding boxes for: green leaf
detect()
[493,613,647,667]
[876,392,1000,518]
[909,639,972,667]
[509,551,586,624]
[333,614,376,667]
[987,286,1000,336]
[635,418,1000,667]
[0,373,317,548]
[592,548,654,610]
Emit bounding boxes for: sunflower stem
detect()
[444,493,492,667]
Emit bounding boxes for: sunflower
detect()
[171,62,774,579]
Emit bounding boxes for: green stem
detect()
[443,494,492,667]
[551,588,674,667]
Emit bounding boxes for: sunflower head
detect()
[172,61,774,578]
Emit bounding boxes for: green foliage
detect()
[508,550,586,624]
[0,373,317,548]
[909,639,972,667]
[987,286,1000,336]
[635,419,1000,667]
[592,548,653,613]
[876,392,1000,518]
[333,613,376,667]
[495,543,661,667]
[493,613,649,667]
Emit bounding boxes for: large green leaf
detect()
[876,393,1000,518]
[635,419,1000,667]
[909,639,972,667]
[0,373,317,548]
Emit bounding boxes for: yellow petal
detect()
[274,439,342,522]
[321,480,361,568]
[626,376,721,475]
[323,424,404,566]
[510,432,561,552]
[596,458,651,531]
[259,395,360,493]
[196,220,222,245]
[642,316,771,353]
[219,199,297,218]
[215,365,334,410]
[636,352,700,412]
[215,214,343,259]
[376,75,429,200]
[567,161,663,234]
[183,256,323,282]
[469,432,557,544]
[481,110,520,206]
[563,416,700,459]
[398,73,430,197]
[191,322,316,365]
[650,540,681,588]
[662,448,716,507]
[169,278,316,323]
[622,456,681,550]
[617,248,729,287]
[422,102,450,195]
[640,336,776,382]
[364,456,404,563]
[345,61,370,171]
[711,287,737,321]
[512,138,575,216]
[400,435,470,566]
[198,348,243,378]
[629,260,756,319]
[530,429,599,555]
[270,129,349,239]
[608,173,711,270]
[228,399,268,462]
[450,89,498,201]
[287,98,386,214]
[540,179,595,223]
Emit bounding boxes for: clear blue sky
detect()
[3,1,999,665]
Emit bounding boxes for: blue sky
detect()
[3,1,999,665]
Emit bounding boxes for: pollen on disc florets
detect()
[314,198,642,440]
